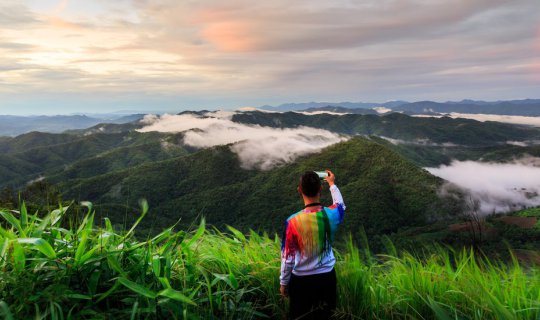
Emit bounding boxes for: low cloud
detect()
[380,136,459,147]
[373,107,392,114]
[427,159,540,215]
[414,113,540,127]
[506,140,528,147]
[294,111,350,116]
[138,112,347,170]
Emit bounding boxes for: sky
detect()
[1,0,540,115]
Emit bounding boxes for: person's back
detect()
[280,170,346,319]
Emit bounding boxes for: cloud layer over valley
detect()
[414,113,540,127]
[138,112,347,170]
[427,159,540,215]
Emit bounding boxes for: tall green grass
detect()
[0,202,539,319]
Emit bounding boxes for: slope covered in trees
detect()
[1,111,539,242]
[50,137,449,241]
[0,131,191,189]
[232,111,540,146]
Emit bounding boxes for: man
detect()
[280,170,346,319]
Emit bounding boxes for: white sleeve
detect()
[279,254,295,286]
[330,184,346,210]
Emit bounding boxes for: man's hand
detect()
[325,170,335,186]
[280,285,288,298]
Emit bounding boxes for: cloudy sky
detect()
[1,0,539,114]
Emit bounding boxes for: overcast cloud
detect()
[1,0,539,114]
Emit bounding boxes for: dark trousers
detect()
[288,269,337,320]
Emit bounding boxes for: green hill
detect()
[0,131,190,188]
[0,131,78,154]
[232,111,540,146]
[369,136,540,167]
[2,111,539,244]
[52,137,449,241]
[3,111,538,190]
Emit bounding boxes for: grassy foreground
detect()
[0,203,539,319]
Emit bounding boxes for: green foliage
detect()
[53,137,448,245]
[0,203,278,319]
[0,204,538,319]
[514,207,540,217]
[0,131,189,189]
[232,111,540,147]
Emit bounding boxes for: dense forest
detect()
[1,111,539,254]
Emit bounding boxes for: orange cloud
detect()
[201,20,259,52]
[52,0,68,15]
[46,16,82,30]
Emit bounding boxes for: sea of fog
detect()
[426,160,540,215]
[138,111,540,215]
[138,112,348,170]
[414,113,540,127]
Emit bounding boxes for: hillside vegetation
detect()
[232,111,540,146]
[0,131,190,189]
[47,137,449,243]
[1,112,540,249]
[2,111,539,190]
[0,204,538,319]
[394,99,540,116]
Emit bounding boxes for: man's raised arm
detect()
[325,170,346,210]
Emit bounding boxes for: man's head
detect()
[299,171,322,197]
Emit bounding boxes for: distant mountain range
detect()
[0,114,146,137]
[261,101,408,111]
[262,99,540,116]
[396,100,540,116]
[3,99,540,138]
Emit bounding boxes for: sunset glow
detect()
[1,0,539,114]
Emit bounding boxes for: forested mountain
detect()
[0,114,145,136]
[0,131,190,188]
[3,111,539,191]
[50,137,449,241]
[232,111,540,146]
[1,110,539,246]
[394,100,540,116]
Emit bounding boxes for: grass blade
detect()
[118,277,157,299]
[158,288,196,306]
[17,238,56,259]
[0,211,25,237]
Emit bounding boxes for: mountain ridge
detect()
[51,137,449,240]
[261,99,540,116]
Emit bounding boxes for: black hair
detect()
[300,171,321,197]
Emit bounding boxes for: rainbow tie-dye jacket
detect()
[280,185,345,285]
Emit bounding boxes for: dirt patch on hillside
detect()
[448,221,498,237]
[495,216,537,229]
[513,249,540,266]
